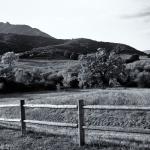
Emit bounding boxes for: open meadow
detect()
[1,88,150,149]
[17,59,78,72]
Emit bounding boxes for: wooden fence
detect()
[1,100,150,146]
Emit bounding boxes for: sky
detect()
[0,0,150,50]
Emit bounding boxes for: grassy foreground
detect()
[1,88,150,128]
[1,88,150,149]
[0,126,149,150]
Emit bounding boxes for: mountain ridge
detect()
[0,22,147,59]
[0,22,53,38]
[0,33,66,54]
[21,38,147,59]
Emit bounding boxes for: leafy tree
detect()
[1,52,19,67]
[78,48,127,88]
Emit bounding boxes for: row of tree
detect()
[0,49,149,93]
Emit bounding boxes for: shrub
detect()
[144,65,150,72]
[64,50,71,59]
[126,60,150,87]
[135,71,150,88]
[58,63,80,88]
[14,69,34,85]
[60,71,78,88]
[46,73,63,85]
[70,52,79,60]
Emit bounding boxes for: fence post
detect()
[78,99,85,146]
[20,100,26,136]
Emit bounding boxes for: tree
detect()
[1,52,19,67]
[78,48,127,88]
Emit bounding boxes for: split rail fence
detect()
[1,100,150,146]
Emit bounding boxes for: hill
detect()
[0,33,66,54]
[0,22,52,38]
[144,50,150,54]
[0,22,147,59]
[21,38,147,59]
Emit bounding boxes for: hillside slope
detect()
[0,22,52,38]
[0,33,66,54]
[21,38,147,59]
[144,50,150,54]
[0,22,147,59]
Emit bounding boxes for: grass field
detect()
[0,126,150,150]
[1,88,150,128]
[1,88,150,149]
[17,59,78,73]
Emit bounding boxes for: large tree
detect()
[1,52,19,67]
[78,48,127,88]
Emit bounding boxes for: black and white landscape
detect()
[0,0,150,150]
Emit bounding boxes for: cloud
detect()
[123,10,150,19]
[121,1,150,20]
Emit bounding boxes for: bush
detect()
[126,60,150,88]
[135,71,150,87]
[64,50,71,59]
[70,52,79,60]
[144,65,150,72]
[60,71,78,88]
[58,63,80,88]
[46,73,63,85]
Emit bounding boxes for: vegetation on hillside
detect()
[20,38,147,59]
[0,33,66,55]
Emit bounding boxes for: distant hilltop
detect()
[0,22,148,59]
[144,50,150,54]
[0,22,53,38]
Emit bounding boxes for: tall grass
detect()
[1,88,150,148]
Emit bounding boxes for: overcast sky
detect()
[0,0,150,50]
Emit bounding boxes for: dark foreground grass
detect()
[0,126,150,150]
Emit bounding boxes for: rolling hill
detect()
[144,50,150,54]
[0,22,52,38]
[20,38,147,59]
[0,33,66,54]
[0,22,147,59]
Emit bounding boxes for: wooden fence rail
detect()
[24,104,77,109]
[0,99,150,146]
